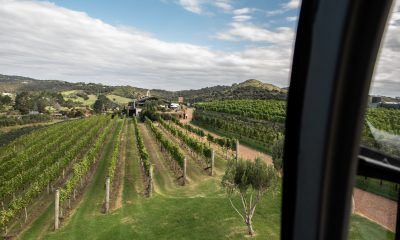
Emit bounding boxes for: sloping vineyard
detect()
[193,100,400,155]
[170,117,237,151]
[159,117,213,173]
[193,100,285,153]
[0,116,109,233]
[145,117,186,185]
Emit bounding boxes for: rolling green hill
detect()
[0,74,287,103]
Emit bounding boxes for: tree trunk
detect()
[246,218,254,236]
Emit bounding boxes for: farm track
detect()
[354,188,397,232]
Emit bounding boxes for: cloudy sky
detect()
[0,0,398,96]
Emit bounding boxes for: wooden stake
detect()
[183,158,187,185]
[210,150,215,176]
[148,165,153,197]
[105,177,110,213]
[55,190,60,230]
[236,140,239,163]
[24,207,28,223]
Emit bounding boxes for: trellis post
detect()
[105,177,110,213]
[54,189,60,230]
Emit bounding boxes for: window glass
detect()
[351,1,400,239]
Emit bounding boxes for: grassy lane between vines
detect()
[138,122,178,195]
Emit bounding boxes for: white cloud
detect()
[215,22,295,45]
[0,0,293,90]
[233,8,255,15]
[178,0,202,14]
[266,0,301,16]
[232,15,252,22]
[176,0,233,14]
[370,0,400,96]
[0,0,398,96]
[213,0,233,12]
[286,16,298,22]
[284,0,301,9]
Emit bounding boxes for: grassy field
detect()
[106,94,132,105]
[61,90,97,106]
[61,90,132,107]
[18,119,394,240]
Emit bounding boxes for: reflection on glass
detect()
[350,1,399,239]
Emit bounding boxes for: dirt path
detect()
[354,188,397,232]
[182,108,272,165]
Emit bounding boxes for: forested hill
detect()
[174,79,287,103]
[0,74,287,102]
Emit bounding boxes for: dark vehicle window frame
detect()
[281,0,399,240]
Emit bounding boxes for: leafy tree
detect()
[0,95,12,111]
[271,138,284,172]
[14,91,31,114]
[0,95,12,105]
[93,95,113,113]
[222,158,278,236]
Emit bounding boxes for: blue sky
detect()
[0,0,398,96]
[48,0,298,50]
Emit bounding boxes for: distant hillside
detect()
[0,74,147,99]
[173,79,287,103]
[0,74,287,103]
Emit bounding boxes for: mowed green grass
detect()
[19,120,394,240]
